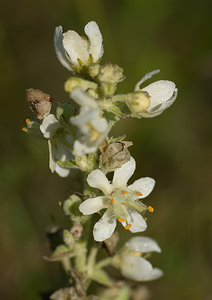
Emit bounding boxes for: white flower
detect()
[79,157,155,241]
[116,236,163,281]
[135,69,178,118]
[70,88,109,156]
[40,114,73,177]
[54,21,103,72]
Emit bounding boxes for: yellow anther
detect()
[148,206,154,213]
[125,224,132,230]
[117,218,125,223]
[21,127,27,132]
[137,192,143,196]
[26,118,30,124]
[122,191,128,194]
[111,198,114,204]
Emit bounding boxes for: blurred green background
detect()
[0,0,212,299]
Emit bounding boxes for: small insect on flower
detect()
[26,88,52,119]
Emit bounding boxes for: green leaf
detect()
[90,268,113,287]
[57,159,79,169]
[43,244,73,262]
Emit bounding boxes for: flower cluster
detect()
[23,20,178,299]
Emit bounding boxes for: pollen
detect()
[111,197,114,204]
[137,192,143,196]
[25,118,30,124]
[117,218,125,223]
[125,224,132,230]
[21,127,27,132]
[148,206,154,213]
[122,191,128,195]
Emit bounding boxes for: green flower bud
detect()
[63,229,75,249]
[98,63,125,84]
[126,91,150,115]
[63,195,82,217]
[64,77,98,98]
[56,103,75,123]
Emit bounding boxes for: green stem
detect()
[61,257,71,273]
[74,241,87,273]
[87,247,98,277]
[95,257,113,269]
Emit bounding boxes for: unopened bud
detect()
[63,195,82,216]
[88,63,100,77]
[98,63,125,84]
[63,229,75,249]
[56,103,75,123]
[64,77,98,98]
[126,91,150,115]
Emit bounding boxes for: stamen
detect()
[22,127,27,132]
[148,206,154,213]
[137,192,143,196]
[122,191,128,195]
[125,224,132,230]
[117,218,125,223]
[111,198,114,204]
[26,118,30,124]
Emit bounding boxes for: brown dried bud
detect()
[99,140,133,173]
[26,88,52,119]
[70,224,83,240]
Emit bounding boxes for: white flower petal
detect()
[40,114,61,139]
[141,80,177,118]
[122,208,147,233]
[142,267,163,281]
[128,177,155,199]
[84,21,103,62]
[125,236,161,253]
[134,69,160,91]
[121,256,163,281]
[79,196,108,215]
[112,156,136,188]
[73,139,97,156]
[48,140,56,173]
[70,88,98,108]
[54,26,73,71]
[93,209,117,241]
[90,116,108,132]
[55,164,71,177]
[63,30,89,66]
[87,169,112,195]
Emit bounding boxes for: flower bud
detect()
[56,103,75,123]
[64,77,98,98]
[98,63,125,84]
[63,229,75,249]
[63,195,82,217]
[126,91,150,115]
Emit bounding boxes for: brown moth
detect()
[26,88,52,119]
